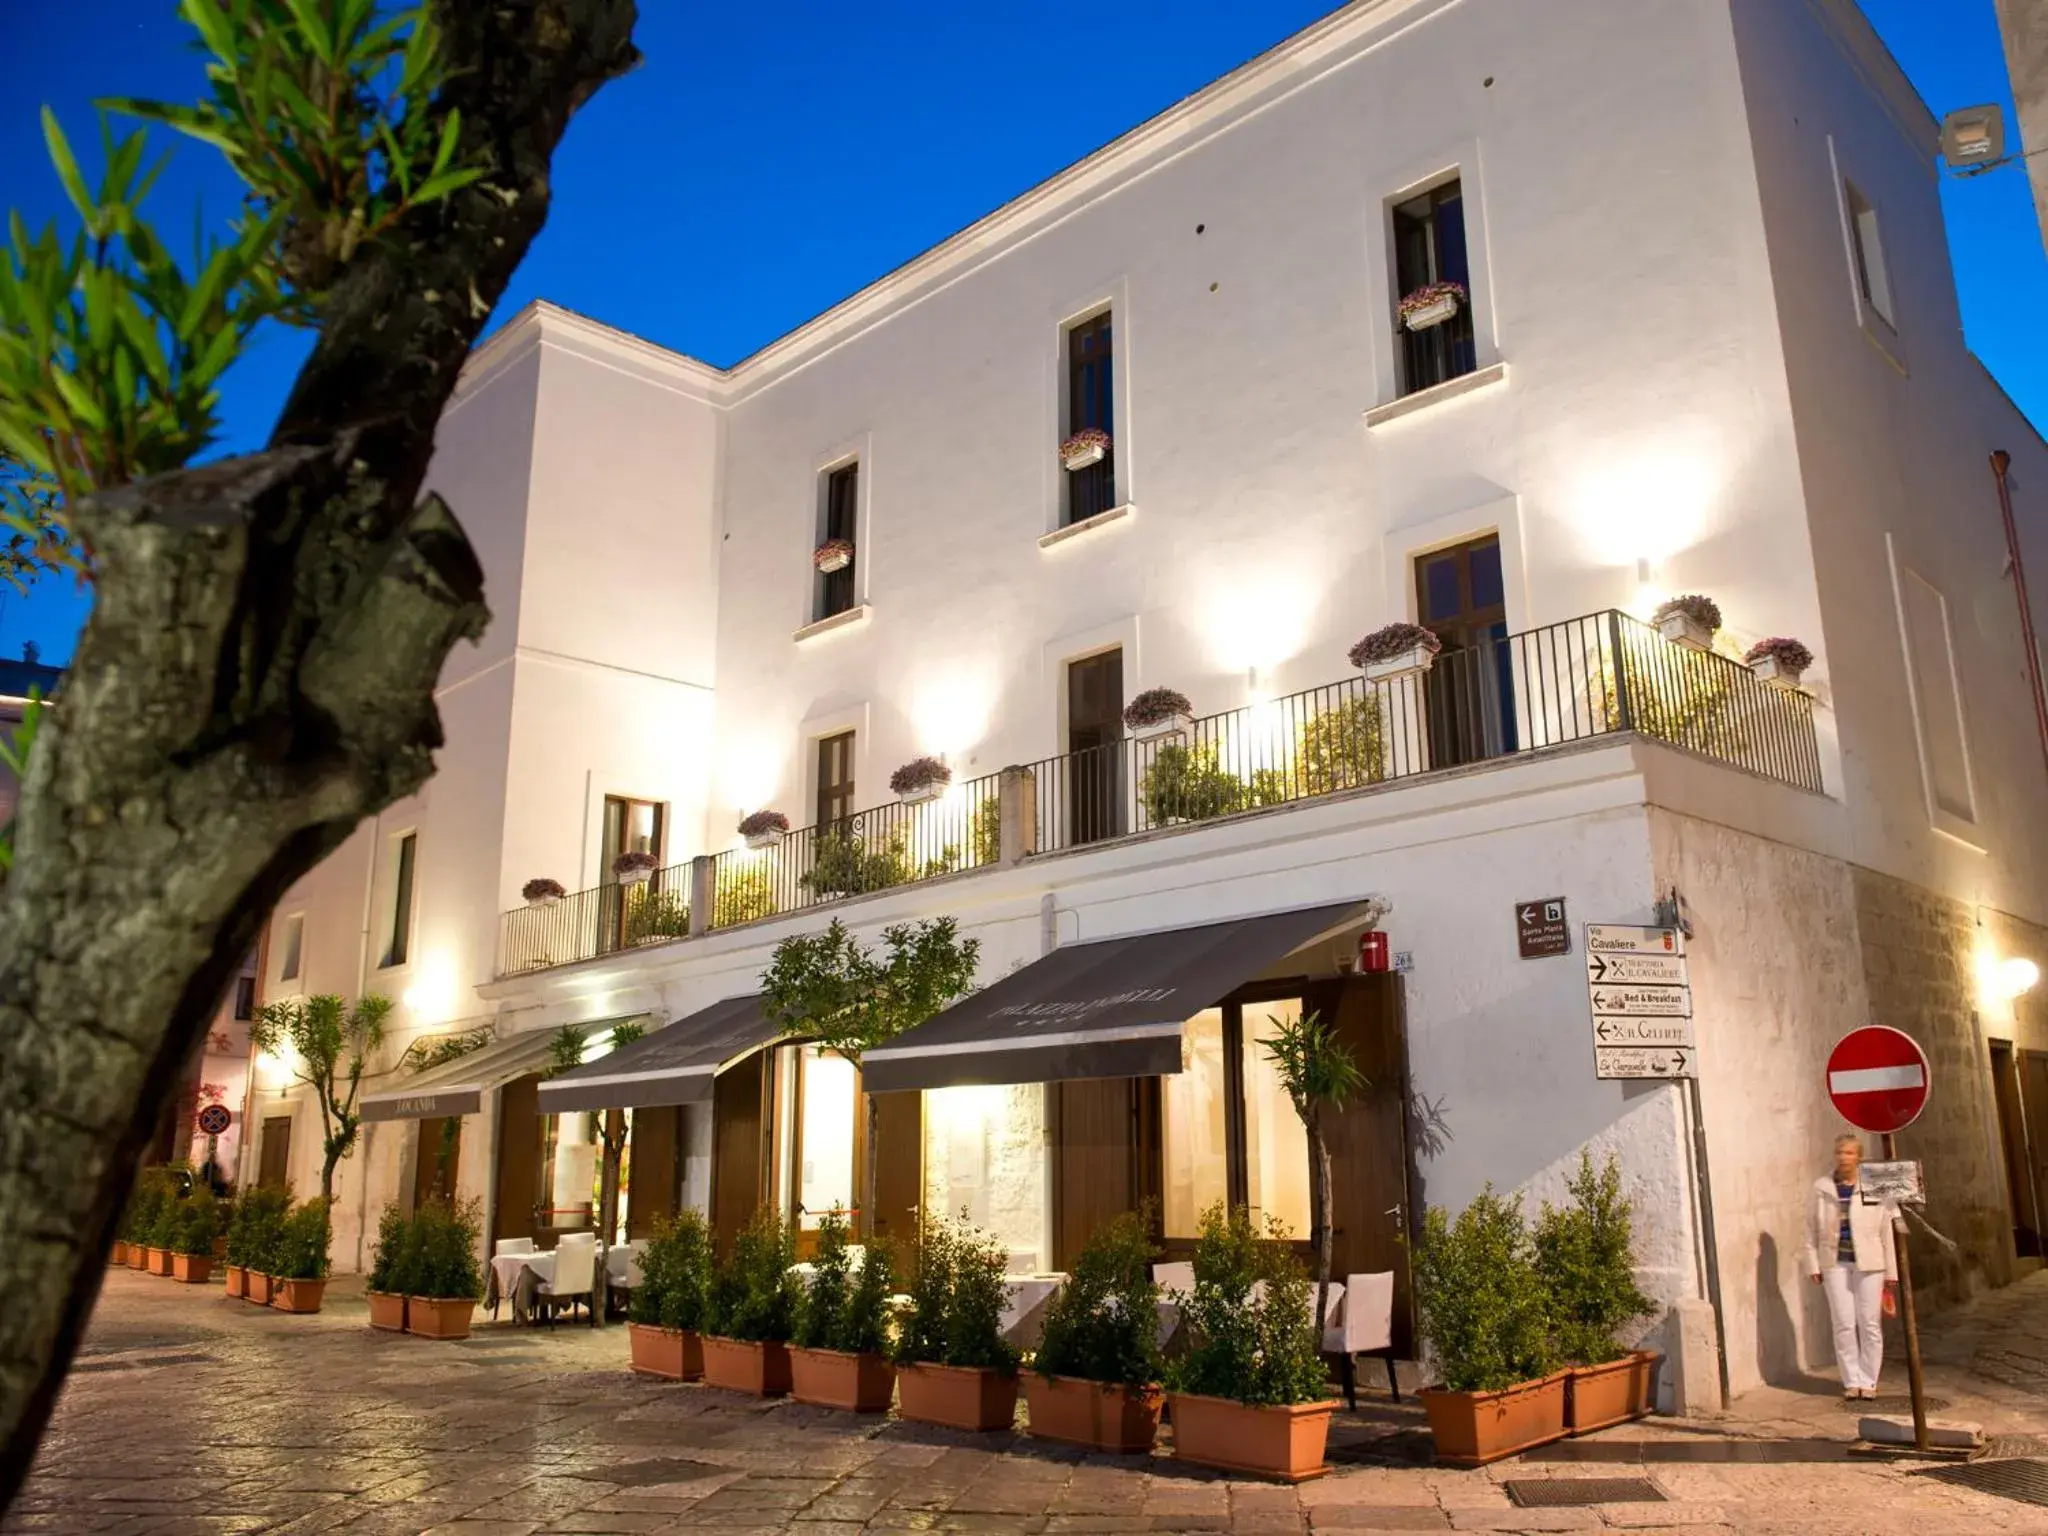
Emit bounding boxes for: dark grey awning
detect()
[862,902,1374,1092]
[535,995,777,1114]
[360,1028,562,1122]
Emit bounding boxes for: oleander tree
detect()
[0,0,640,1506]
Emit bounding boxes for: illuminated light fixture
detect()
[401,955,459,1023]
[1940,104,2005,167]
[2000,957,2041,999]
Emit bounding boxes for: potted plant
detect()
[1163,1204,1339,1482]
[814,537,855,574]
[789,1212,898,1411]
[406,1198,485,1338]
[1124,687,1194,743]
[1413,1188,1565,1466]
[236,1187,290,1304]
[1398,280,1467,332]
[890,755,952,805]
[1349,622,1442,684]
[1653,594,1721,652]
[738,809,789,851]
[1138,743,1245,827]
[629,1210,712,1379]
[701,1207,798,1396]
[1026,1211,1163,1453]
[522,877,566,909]
[170,1196,220,1284]
[894,1213,1020,1432]
[1744,636,1813,689]
[1536,1154,1660,1434]
[271,1198,331,1313]
[612,849,659,886]
[366,1203,413,1332]
[1059,427,1110,470]
[144,1197,179,1275]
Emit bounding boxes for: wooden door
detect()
[412,1116,460,1209]
[1990,1042,2041,1257]
[628,1106,682,1240]
[2022,1052,2048,1257]
[1416,536,1514,768]
[869,1090,924,1248]
[1051,1076,1158,1271]
[493,1073,542,1246]
[1310,974,1418,1355]
[1066,649,1125,846]
[712,1052,768,1253]
[257,1116,292,1192]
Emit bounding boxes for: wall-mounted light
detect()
[1940,104,2005,168]
[1999,957,2041,1000]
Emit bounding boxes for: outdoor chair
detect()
[1323,1270,1399,1407]
[539,1232,598,1326]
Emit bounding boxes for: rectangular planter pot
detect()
[245,1272,274,1306]
[271,1278,326,1314]
[1657,613,1714,652]
[223,1264,247,1300]
[1567,1352,1659,1435]
[701,1336,793,1397]
[1402,296,1460,331]
[126,1246,149,1271]
[406,1297,477,1340]
[170,1254,213,1285]
[146,1248,174,1277]
[895,1361,1019,1433]
[1364,647,1435,685]
[1420,1371,1570,1467]
[1025,1374,1163,1454]
[110,1241,129,1267]
[368,1291,407,1333]
[1166,1393,1338,1483]
[628,1323,705,1380]
[790,1346,897,1412]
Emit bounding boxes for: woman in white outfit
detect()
[1803,1134,1897,1400]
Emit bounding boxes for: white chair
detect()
[493,1237,534,1257]
[540,1233,599,1326]
[1323,1271,1399,1407]
[1152,1262,1195,1352]
[1151,1261,1193,1297]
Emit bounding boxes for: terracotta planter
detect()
[223,1264,247,1300]
[1167,1393,1338,1483]
[368,1292,407,1333]
[790,1346,897,1412]
[406,1297,477,1340]
[1420,1370,1570,1467]
[110,1241,129,1267]
[895,1361,1019,1432]
[246,1272,274,1305]
[1567,1352,1659,1435]
[170,1253,213,1285]
[146,1248,174,1277]
[701,1336,793,1397]
[1025,1373,1163,1453]
[628,1323,705,1380]
[271,1278,327,1314]
[126,1246,149,1271]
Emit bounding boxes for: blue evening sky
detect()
[3,0,2043,664]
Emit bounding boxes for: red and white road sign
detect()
[1827,1026,1930,1134]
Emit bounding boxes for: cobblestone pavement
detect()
[9,1268,2048,1536]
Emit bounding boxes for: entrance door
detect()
[1066,649,1125,846]
[2024,1053,2048,1258]
[493,1073,541,1247]
[628,1106,682,1240]
[600,795,665,954]
[413,1117,461,1209]
[257,1116,293,1192]
[1309,974,1418,1355]
[869,1090,924,1248]
[1051,1076,1159,1270]
[712,1052,768,1253]
[1990,1041,2042,1257]
[1415,536,1515,769]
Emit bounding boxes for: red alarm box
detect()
[1358,931,1390,973]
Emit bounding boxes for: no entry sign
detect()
[1827,1026,1930,1134]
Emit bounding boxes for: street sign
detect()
[1585,951,1688,986]
[1584,924,1683,956]
[1595,1045,1697,1080]
[196,1103,232,1137]
[1516,897,1571,959]
[1592,1016,1696,1047]
[1589,985,1691,1017]
[1827,1026,1930,1133]
[1860,1159,1926,1205]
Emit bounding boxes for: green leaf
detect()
[430,108,461,176]
[40,110,96,229]
[178,0,239,63]
[410,167,484,207]
[49,368,108,433]
[277,0,336,65]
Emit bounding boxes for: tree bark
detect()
[0,1,639,1508]
[1309,1109,1334,1344]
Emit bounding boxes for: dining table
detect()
[485,1243,641,1322]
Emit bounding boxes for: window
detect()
[1160,996,1313,1240]
[1064,311,1116,525]
[1895,562,1975,825]
[278,914,304,983]
[776,1043,859,1232]
[1392,179,1476,396]
[232,975,257,1021]
[1845,181,1895,329]
[1415,534,1515,766]
[816,731,856,826]
[601,796,665,873]
[381,832,417,969]
[816,462,859,621]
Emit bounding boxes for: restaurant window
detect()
[539,1108,598,1237]
[776,1043,859,1233]
[1392,178,1477,396]
[381,831,417,969]
[1160,996,1312,1241]
[1064,310,1116,525]
[816,462,859,621]
[278,913,304,983]
[815,731,856,827]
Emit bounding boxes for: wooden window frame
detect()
[815,730,856,828]
[816,461,860,621]
[1063,310,1117,526]
[381,830,418,970]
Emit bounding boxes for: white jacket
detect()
[1802,1174,1898,1280]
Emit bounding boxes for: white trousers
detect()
[1822,1263,1885,1391]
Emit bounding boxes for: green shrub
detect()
[367,1204,415,1294]
[802,828,911,898]
[1138,743,1245,824]
[410,1199,484,1299]
[232,1186,292,1272]
[713,865,775,926]
[794,1213,897,1355]
[1296,695,1387,794]
[630,1210,712,1332]
[1412,1187,1555,1393]
[273,1199,331,1281]
[704,1207,797,1342]
[625,888,690,944]
[1033,1209,1161,1388]
[123,1168,175,1246]
[1535,1153,1656,1366]
[172,1196,221,1257]
[895,1211,1017,1371]
[840,1238,895,1356]
[1164,1203,1327,1407]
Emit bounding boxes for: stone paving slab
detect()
[9,1270,2048,1534]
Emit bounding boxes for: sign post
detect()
[1827,1026,1932,1452]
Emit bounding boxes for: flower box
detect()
[1403,294,1460,331]
[1419,1370,1570,1467]
[629,1323,704,1381]
[814,542,853,574]
[526,893,559,909]
[146,1248,173,1277]
[522,877,566,908]
[406,1296,477,1340]
[1166,1392,1339,1482]
[899,780,946,805]
[109,1241,129,1267]
[1130,714,1191,743]
[790,1346,897,1412]
[1060,429,1111,471]
[1744,638,1812,690]
[890,756,952,803]
[701,1336,793,1397]
[368,1291,407,1332]
[272,1278,327,1314]
[1566,1352,1659,1435]
[895,1361,1019,1432]
[1658,612,1714,652]
[126,1245,149,1271]
[1024,1374,1163,1454]
[246,1271,274,1306]
[745,830,782,850]
[223,1264,247,1300]
[1364,645,1435,684]
[170,1254,213,1285]
[1750,654,1801,687]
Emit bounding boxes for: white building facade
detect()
[245,0,2048,1408]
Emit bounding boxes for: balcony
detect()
[496,611,1822,977]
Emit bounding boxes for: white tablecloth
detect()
[999,1275,1067,1347]
[487,1245,637,1319]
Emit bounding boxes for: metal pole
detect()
[1882,1131,1929,1451]
[1686,1075,1731,1409]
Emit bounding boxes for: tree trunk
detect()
[0,2,640,1508]
[1309,1109,1334,1344]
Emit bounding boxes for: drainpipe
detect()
[1992,451,2048,789]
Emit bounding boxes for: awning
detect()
[536,994,778,1114]
[360,1027,565,1122]
[862,901,1375,1092]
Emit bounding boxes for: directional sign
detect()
[1827,1026,1930,1134]
[1586,951,1688,986]
[1584,924,1683,957]
[1595,1046,1697,1080]
[1593,1016,1696,1047]
[1589,985,1691,1018]
[1516,897,1571,959]
[196,1103,232,1137]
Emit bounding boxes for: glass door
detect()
[600,795,665,954]
[1415,536,1515,768]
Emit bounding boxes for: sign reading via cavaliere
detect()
[1585,924,1695,1080]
